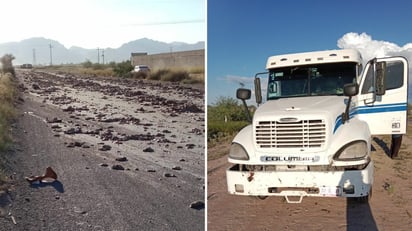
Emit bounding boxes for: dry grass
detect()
[77,67,113,77]
[0,73,17,185]
[148,68,204,84]
[0,73,16,150]
[38,65,205,84]
[38,65,114,77]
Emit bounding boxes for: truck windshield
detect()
[267,62,357,100]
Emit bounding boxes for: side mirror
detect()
[343,83,359,96]
[342,83,358,124]
[375,61,386,96]
[254,78,262,104]
[236,88,252,122]
[236,88,251,100]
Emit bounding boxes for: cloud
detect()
[338,32,412,101]
[337,32,412,63]
[221,75,255,87]
[221,75,268,105]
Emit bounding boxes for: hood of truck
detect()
[251,96,347,164]
[255,96,345,118]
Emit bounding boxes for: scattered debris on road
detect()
[189,201,204,210]
[25,167,57,184]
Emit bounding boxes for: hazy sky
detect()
[0,0,205,49]
[207,0,412,104]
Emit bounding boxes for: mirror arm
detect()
[342,96,352,124]
[241,99,252,123]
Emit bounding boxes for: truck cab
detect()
[226,49,408,203]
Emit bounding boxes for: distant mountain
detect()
[0,37,205,65]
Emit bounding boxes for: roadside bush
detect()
[189,66,204,74]
[113,60,133,77]
[79,68,113,77]
[208,121,249,142]
[161,70,189,82]
[0,54,16,77]
[148,69,167,81]
[0,73,17,150]
[148,69,190,82]
[82,60,93,68]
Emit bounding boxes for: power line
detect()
[49,43,53,66]
[101,49,105,65]
[97,48,100,64]
[32,48,36,66]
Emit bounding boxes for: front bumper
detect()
[226,161,373,202]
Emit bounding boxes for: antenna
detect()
[101,49,105,65]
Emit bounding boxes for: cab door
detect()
[357,57,408,135]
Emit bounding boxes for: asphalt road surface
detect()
[0,69,205,230]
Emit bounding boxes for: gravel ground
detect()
[207,132,412,230]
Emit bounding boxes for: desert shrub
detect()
[148,69,167,80]
[207,96,252,143]
[92,63,104,70]
[161,70,189,82]
[208,121,249,142]
[0,54,16,77]
[0,73,17,150]
[113,60,133,77]
[79,68,113,77]
[82,60,93,68]
[149,69,190,82]
[189,66,204,74]
[0,72,17,185]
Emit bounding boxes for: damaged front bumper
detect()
[226,161,373,203]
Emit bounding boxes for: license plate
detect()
[319,186,340,196]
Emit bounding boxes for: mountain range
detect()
[0,37,205,65]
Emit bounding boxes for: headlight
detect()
[333,140,368,161]
[229,143,249,160]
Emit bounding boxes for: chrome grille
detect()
[255,119,326,148]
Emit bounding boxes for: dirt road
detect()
[208,134,412,230]
[0,69,205,230]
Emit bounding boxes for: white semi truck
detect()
[226,49,408,203]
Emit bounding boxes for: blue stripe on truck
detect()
[333,102,407,133]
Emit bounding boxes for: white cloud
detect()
[337,32,412,63]
[338,32,412,100]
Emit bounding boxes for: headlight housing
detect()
[229,143,249,160]
[333,140,368,161]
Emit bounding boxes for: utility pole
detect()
[101,49,105,65]
[49,43,53,66]
[97,48,100,64]
[32,48,36,66]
